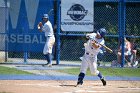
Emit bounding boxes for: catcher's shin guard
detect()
[76,73,85,86]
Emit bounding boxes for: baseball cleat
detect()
[42,63,52,67]
[47,63,52,67]
[101,77,106,86]
[75,81,83,87]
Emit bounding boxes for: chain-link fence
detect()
[0,0,140,68]
[59,1,140,68]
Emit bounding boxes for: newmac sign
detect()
[61,0,94,32]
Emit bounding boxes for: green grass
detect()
[58,67,140,77]
[0,66,33,75]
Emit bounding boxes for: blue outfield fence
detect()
[8,0,54,52]
[0,0,140,67]
[0,0,55,62]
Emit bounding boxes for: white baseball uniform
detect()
[80,33,104,75]
[42,20,55,55]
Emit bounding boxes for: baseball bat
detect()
[93,40,113,53]
[99,43,113,53]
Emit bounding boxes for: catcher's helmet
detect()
[97,28,106,38]
[42,14,49,19]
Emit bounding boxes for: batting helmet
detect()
[97,28,106,38]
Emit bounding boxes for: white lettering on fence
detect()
[1,34,45,44]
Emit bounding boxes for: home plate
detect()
[75,90,108,93]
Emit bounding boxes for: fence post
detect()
[24,52,28,63]
[118,0,126,67]
[5,0,9,62]
[56,0,60,65]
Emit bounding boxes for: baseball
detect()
[37,26,40,29]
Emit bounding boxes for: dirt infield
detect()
[0,80,140,93]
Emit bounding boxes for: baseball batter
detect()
[76,28,107,86]
[37,14,55,67]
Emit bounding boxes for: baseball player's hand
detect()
[37,22,43,32]
[37,22,43,29]
[86,34,90,39]
[92,42,96,47]
[91,40,100,48]
[91,40,97,45]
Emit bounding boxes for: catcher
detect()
[76,28,107,87]
[37,14,55,67]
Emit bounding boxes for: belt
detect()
[86,52,94,56]
[47,35,54,37]
[47,36,52,37]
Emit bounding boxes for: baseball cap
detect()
[42,14,49,19]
